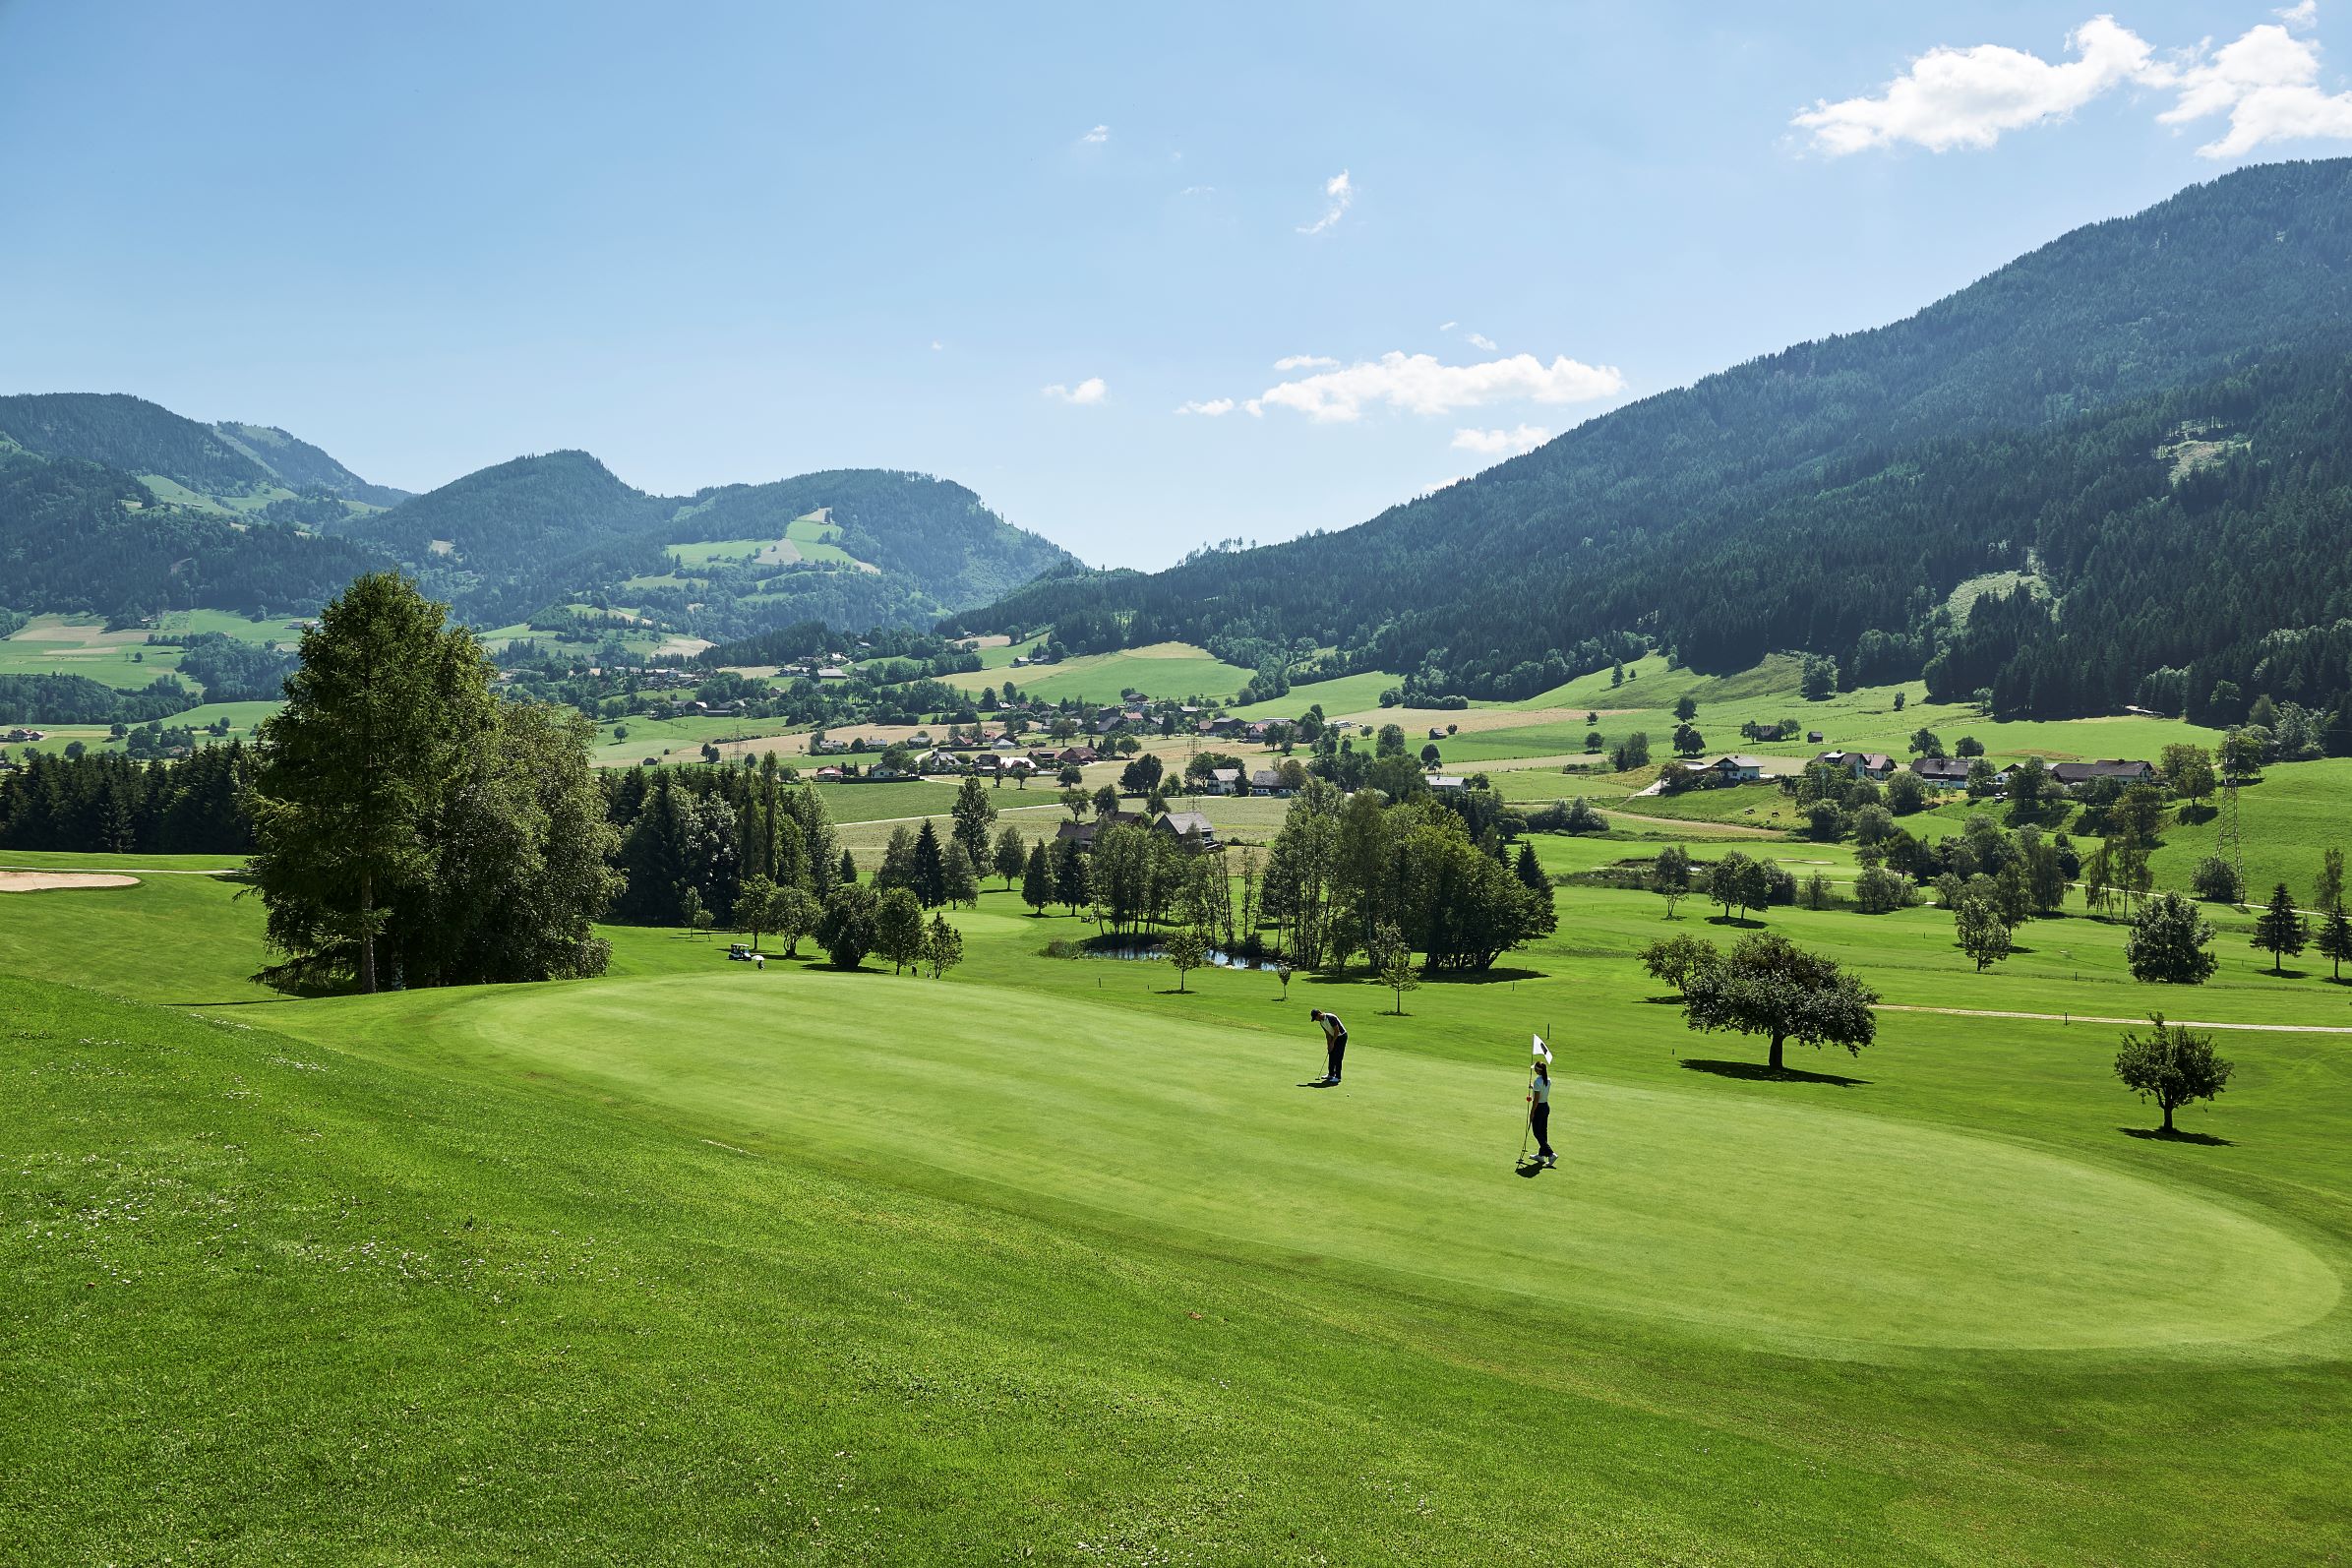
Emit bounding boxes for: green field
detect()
[944,642,1256,704]
[5,848,2352,1559]
[10,635,2352,1561]
[0,614,188,692]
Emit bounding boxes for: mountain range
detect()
[0,393,1074,637]
[954,157,2352,734]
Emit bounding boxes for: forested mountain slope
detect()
[339,456,1077,633]
[956,159,2352,730]
[0,393,395,620]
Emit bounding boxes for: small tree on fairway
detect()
[1680,933,1878,1072]
[2251,882,2310,974]
[2316,903,2352,982]
[1653,844,1693,918]
[734,874,779,952]
[2126,891,2217,984]
[1365,921,1417,1014]
[1954,892,2013,972]
[2114,1014,2234,1134]
[1021,842,1054,915]
[679,886,707,939]
[994,825,1028,889]
[1801,871,1834,910]
[1275,963,1294,1001]
[771,885,820,957]
[875,887,927,975]
[815,884,876,969]
[941,848,981,909]
[924,914,963,979]
[1639,934,1719,995]
[2316,847,2346,921]
[1708,851,1759,922]
[1163,929,1208,993]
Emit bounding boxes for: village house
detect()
[1424,774,1467,792]
[1814,750,1896,781]
[1911,755,1974,788]
[1055,810,1145,850]
[1249,767,1295,798]
[2049,758,2157,789]
[1207,766,1243,796]
[1153,811,1222,851]
[1688,754,1767,785]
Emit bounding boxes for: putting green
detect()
[280,971,2341,1358]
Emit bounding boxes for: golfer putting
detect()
[1520,1035,1556,1170]
[1306,1008,1347,1086]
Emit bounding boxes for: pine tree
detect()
[2317,903,2352,982]
[912,820,948,908]
[2252,882,2310,974]
[1021,841,1054,915]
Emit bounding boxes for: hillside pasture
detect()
[945,642,1255,705]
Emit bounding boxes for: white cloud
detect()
[1243,350,1624,422]
[1795,13,2352,158]
[2156,22,2352,156]
[1298,169,1355,234]
[1792,17,2160,153]
[1178,184,1216,197]
[1175,397,1236,416]
[1437,320,1459,332]
[1452,424,1551,456]
[1272,354,1339,371]
[1081,124,1110,144]
[1466,332,1498,351]
[931,339,944,351]
[1043,378,1108,405]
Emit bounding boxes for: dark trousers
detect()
[1325,1034,1347,1082]
[1531,1104,1552,1158]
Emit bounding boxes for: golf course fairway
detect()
[266,971,2341,1359]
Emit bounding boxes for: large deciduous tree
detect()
[1679,933,1878,1072]
[2125,891,2218,985]
[247,573,618,993]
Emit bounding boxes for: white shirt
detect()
[1319,1013,1346,1042]
[1530,1075,1550,1105]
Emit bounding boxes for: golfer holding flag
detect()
[1524,1035,1556,1169]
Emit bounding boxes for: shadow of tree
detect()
[1679,1057,1868,1088]
[2121,1125,2234,1147]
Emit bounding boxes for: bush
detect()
[1853,866,1916,915]
[2190,854,2244,904]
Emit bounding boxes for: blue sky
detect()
[5,2,2350,567]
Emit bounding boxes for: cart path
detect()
[1878,1002,2352,1035]
[0,864,240,875]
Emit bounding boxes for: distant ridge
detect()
[952,157,2352,733]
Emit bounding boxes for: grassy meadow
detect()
[7,768,2352,1561]
[942,641,1256,705]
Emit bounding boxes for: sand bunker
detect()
[0,872,139,892]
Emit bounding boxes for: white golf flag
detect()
[1532,1034,1552,1063]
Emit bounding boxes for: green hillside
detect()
[959,159,2352,733]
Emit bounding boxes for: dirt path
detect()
[1878,1003,2352,1035]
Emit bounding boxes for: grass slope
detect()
[945,643,1255,705]
[9,827,2352,1557]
